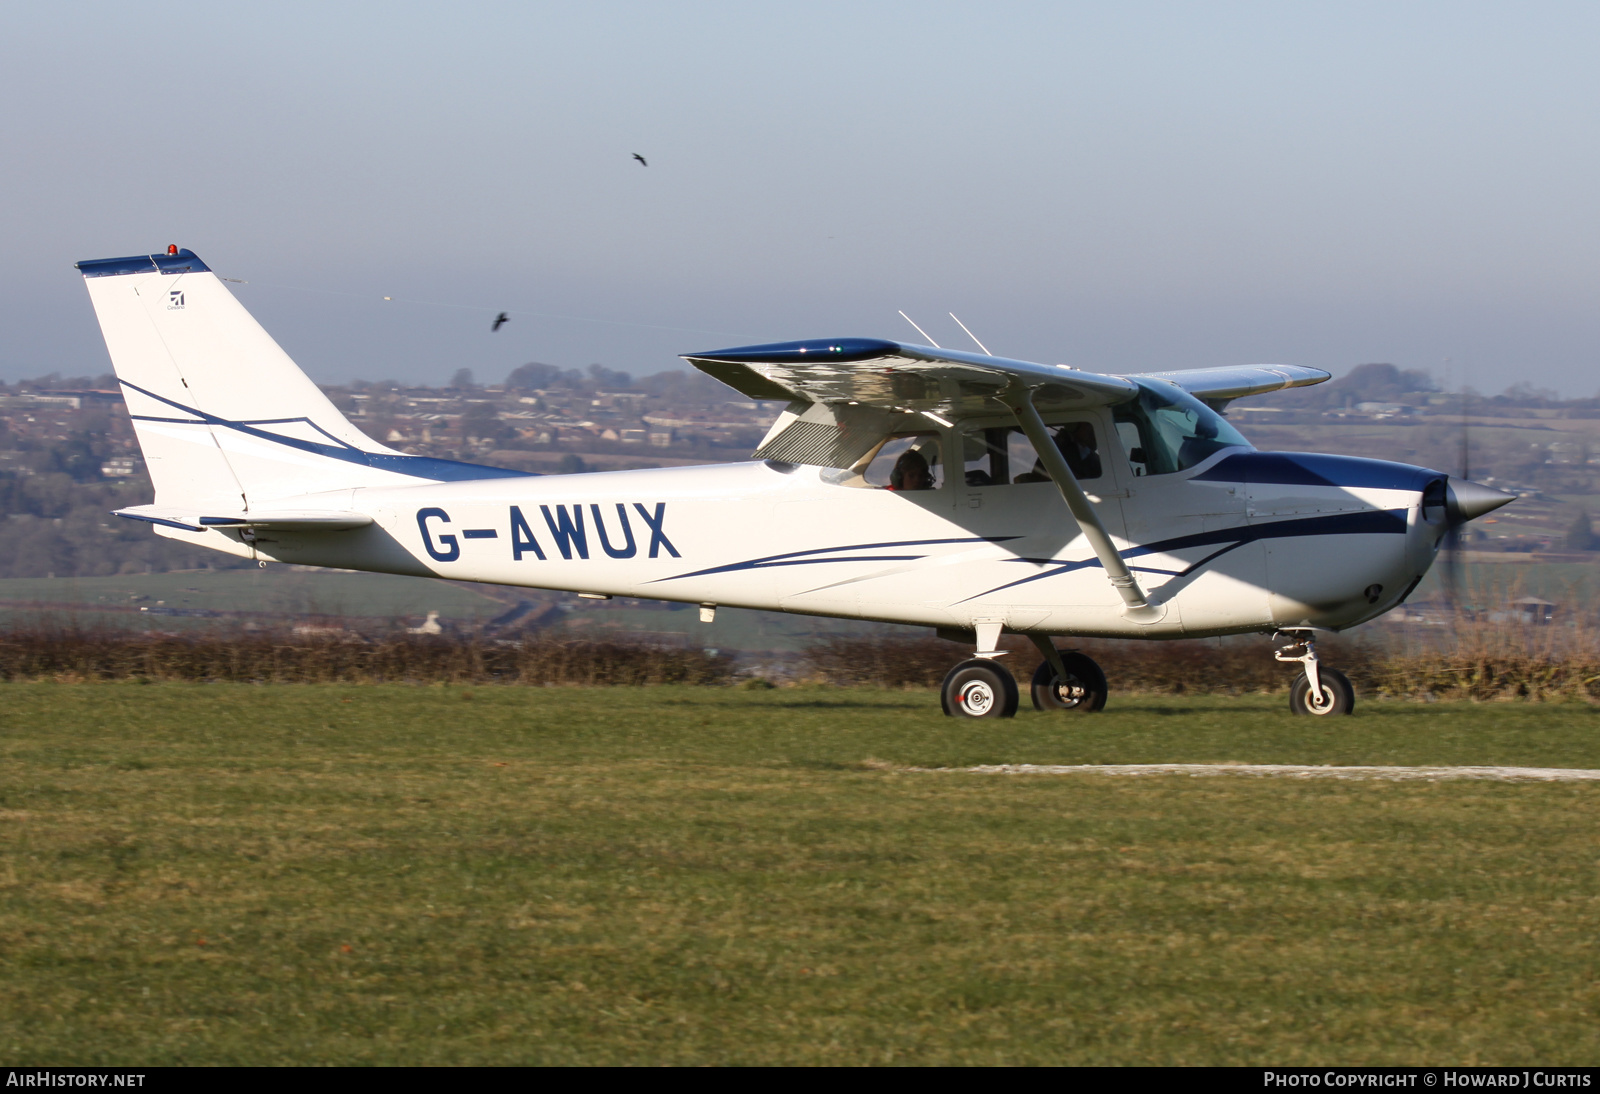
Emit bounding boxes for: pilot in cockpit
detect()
[1177,415,1221,468]
[889,449,936,491]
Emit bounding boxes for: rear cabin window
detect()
[862,433,944,490]
[960,421,1102,486]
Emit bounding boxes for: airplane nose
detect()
[1446,478,1516,524]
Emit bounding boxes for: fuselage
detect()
[224,438,1447,641]
[73,249,1476,647]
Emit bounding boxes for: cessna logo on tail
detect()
[417,503,679,563]
[167,290,185,310]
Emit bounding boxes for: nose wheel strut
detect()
[1274,630,1355,716]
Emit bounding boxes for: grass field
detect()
[0,571,916,651]
[0,570,509,631]
[4,684,1600,1065]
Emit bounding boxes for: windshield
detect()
[1112,380,1251,475]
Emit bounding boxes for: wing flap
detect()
[751,401,905,467]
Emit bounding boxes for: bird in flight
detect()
[632,153,648,167]
[492,312,509,332]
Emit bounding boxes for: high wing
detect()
[684,337,1137,412]
[1134,363,1331,410]
[683,338,1138,468]
[682,338,1328,466]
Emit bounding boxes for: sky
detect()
[3,1,1599,394]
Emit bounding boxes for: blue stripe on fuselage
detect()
[961,507,1409,601]
[1193,452,1441,491]
[652,537,1019,582]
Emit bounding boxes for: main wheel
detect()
[1031,652,1108,712]
[1289,667,1355,716]
[940,659,1019,719]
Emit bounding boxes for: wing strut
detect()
[1001,387,1164,624]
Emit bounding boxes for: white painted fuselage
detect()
[74,247,1471,644]
[188,440,1441,641]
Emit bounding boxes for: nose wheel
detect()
[1290,668,1355,715]
[1275,631,1356,716]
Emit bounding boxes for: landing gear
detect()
[938,632,1108,718]
[940,659,1019,719]
[1290,668,1355,716]
[1275,630,1356,716]
[1030,651,1108,712]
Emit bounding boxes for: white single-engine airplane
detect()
[77,247,1513,717]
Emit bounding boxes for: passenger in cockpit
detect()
[1063,422,1102,480]
[1016,422,1101,483]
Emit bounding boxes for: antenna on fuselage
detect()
[948,313,992,356]
[897,311,940,348]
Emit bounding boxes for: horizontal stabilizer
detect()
[113,505,373,532]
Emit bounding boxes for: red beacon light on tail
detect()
[167,245,178,255]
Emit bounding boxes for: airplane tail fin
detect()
[76,248,522,513]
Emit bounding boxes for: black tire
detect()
[940,659,1019,719]
[1031,651,1109,713]
[1289,667,1355,716]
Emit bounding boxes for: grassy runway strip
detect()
[2,684,1600,1065]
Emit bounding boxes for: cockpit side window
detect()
[961,420,1102,486]
[962,427,1011,486]
[1112,380,1251,475]
[862,433,944,490]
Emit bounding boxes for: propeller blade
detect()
[1441,477,1514,618]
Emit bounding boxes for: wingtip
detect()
[682,338,903,363]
